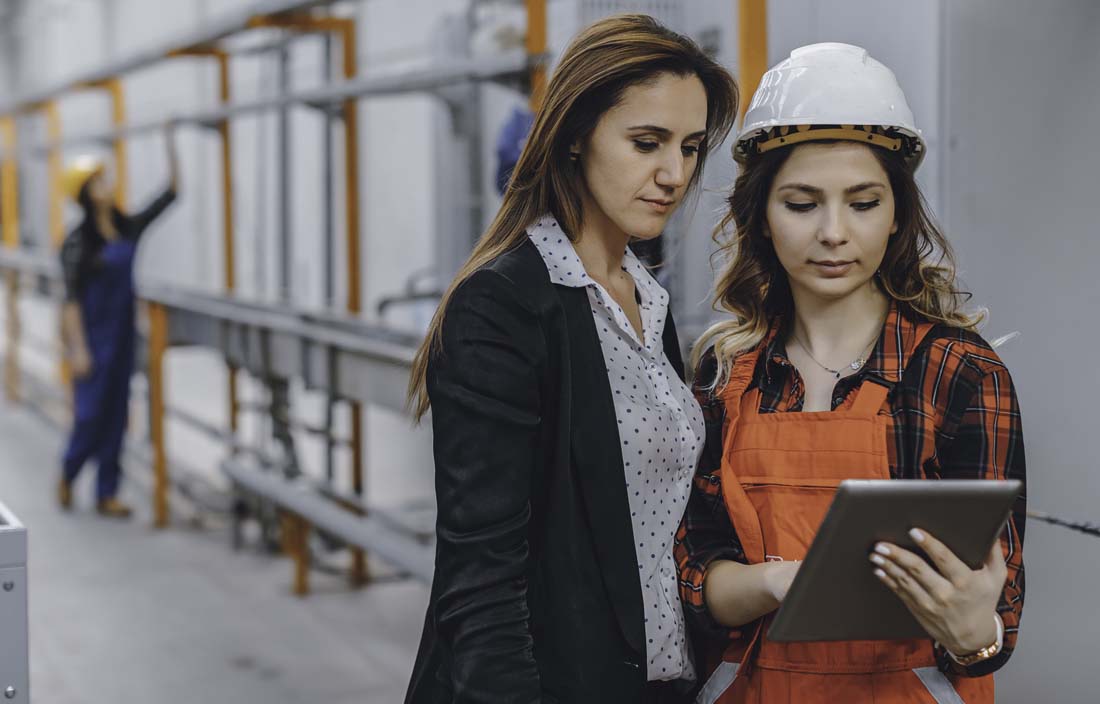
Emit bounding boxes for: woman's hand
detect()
[763,560,801,603]
[703,559,801,627]
[70,346,93,380]
[870,528,1005,655]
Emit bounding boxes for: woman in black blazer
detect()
[405,15,737,704]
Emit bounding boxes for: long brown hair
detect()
[694,142,983,388]
[408,14,738,420]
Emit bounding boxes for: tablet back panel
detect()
[767,479,1021,642]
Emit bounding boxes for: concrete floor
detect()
[0,399,430,704]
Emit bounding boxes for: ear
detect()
[890,220,899,236]
[569,141,582,161]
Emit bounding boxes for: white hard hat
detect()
[735,43,926,169]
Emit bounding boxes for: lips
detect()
[641,198,675,213]
[810,260,856,277]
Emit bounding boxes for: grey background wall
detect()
[1,0,1097,698]
[943,2,1100,702]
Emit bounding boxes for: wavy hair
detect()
[693,143,984,388]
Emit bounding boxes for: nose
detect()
[654,150,688,191]
[817,204,849,247]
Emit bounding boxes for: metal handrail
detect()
[17,50,541,155]
[0,0,337,116]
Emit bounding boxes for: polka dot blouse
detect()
[529,216,704,683]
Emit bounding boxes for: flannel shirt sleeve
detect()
[933,348,1026,677]
[675,350,755,644]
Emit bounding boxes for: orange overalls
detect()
[696,325,995,704]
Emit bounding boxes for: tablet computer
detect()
[767,479,1022,642]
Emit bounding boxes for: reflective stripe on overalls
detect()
[697,324,995,704]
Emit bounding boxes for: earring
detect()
[569,151,580,162]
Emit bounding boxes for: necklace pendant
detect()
[850,358,866,371]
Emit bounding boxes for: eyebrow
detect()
[776,181,887,195]
[627,125,708,141]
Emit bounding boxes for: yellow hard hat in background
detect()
[60,155,105,202]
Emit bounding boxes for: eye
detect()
[784,201,816,213]
[851,199,881,211]
[681,144,701,157]
[633,140,659,152]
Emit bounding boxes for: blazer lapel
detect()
[557,285,647,656]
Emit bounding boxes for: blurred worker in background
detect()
[57,124,179,518]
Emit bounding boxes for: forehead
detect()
[599,72,708,135]
[774,142,888,186]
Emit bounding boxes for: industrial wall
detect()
[1,1,1096,698]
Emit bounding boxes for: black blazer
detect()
[406,238,687,704]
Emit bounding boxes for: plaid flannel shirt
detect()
[674,303,1026,677]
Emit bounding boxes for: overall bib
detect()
[697,325,995,704]
[63,237,137,500]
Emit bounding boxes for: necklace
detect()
[790,328,879,380]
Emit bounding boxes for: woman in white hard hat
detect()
[675,44,1025,702]
[57,124,179,518]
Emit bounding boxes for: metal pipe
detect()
[277,42,292,303]
[12,52,538,155]
[322,32,335,309]
[322,34,338,486]
[0,0,340,116]
[2,272,19,402]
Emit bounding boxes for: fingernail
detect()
[870,554,886,566]
[874,543,891,556]
[874,568,887,579]
[909,528,925,543]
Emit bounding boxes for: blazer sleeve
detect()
[427,268,546,703]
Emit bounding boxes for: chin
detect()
[795,276,867,302]
[621,214,671,240]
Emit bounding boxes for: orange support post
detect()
[738,0,768,120]
[41,102,70,386]
[281,511,311,596]
[0,116,18,250]
[42,102,64,250]
[1,116,20,402]
[105,79,129,209]
[148,302,170,528]
[526,0,548,111]
[168,46,240,438]
[248,12,368,586]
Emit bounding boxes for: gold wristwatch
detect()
[949,639,1001,666]
[947,614,1004,666]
